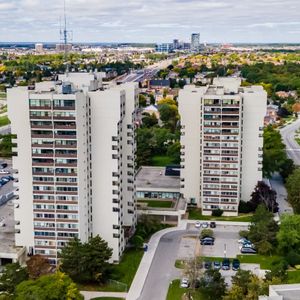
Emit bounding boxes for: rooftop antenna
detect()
[60,0,73,74]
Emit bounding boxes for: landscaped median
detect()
[188,208,253,222]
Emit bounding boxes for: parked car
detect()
[195,221,201,228]
[1,177,10,183]
[204,261,212,269]
[241,247,257,254]
[0,221,6,227]
[200,236,215,242]
[238,238,251,244]
[232,259,240,271]
[180,278,189,288]
[213,261,221,270]
[0,170,9,175]
[0,163,8,169]
[222,258,230,270]
[0,180,8,186]
[202,222,209,228]
[210,222,216,228]
[201,239,214,246]
[239,243,255,250]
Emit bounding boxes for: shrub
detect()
[286,250,300,267]
[201,229,214,239]
[211,209,223,217]
[239,230,250,239]
[238,200,256,213]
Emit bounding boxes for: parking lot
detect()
[187,222,249,258]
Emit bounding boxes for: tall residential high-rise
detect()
[178,78,266,216]
[191,33,200,51]
[7,73,138,264]
[35,43,44,53]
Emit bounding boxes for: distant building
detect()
[35,43,44,53]
[155,43,173,53]
[8,73,138,264]
[56,43,73,52]
[259,283,300,300]
[173,39,179,50]
[178,77,266,216]
[191,33,200,52]
[264,104,279,125]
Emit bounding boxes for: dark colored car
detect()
[241,247,257,254]
[1,163,7,169]
[210,222,216,228]
[222,258,230,270]
[204,261,212,269]
[213,261,221,270]
[200,236,215,241]
[232,259,240,271]
[201,239,214,246]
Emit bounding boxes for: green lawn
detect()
[0,93,6,99]
[188,208,253,222]
[296,138,300,146]
[237,254,282,269]
[166,279,205,300]
[138,200,174,208]
[0,115,10,127]
[151,155,174,166]
[78,249,143,292]
[287,270,300,284]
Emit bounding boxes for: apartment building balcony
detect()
[32,153,54,158]
[54,219,78,223]
[33,245,56,249]
[221,111,239,115]
[54,144,77,149]
[32,143,54,149]
[56,201,78,205]
[32,171,54,176]
[32,162,54,167]
[31,125,53,130]
[55,172,77,177]
[54,125,77,130]
[29,105,52,110]
[33,181,54,185]
[33,191,55,195]
[55,191,78,195]
[53,116,76,121]
[55,153,77,158]
[34,226,55,231]
[55,163,77,168]
[55,182,77,186]
[31,134,53,139]
[55,228,78,232]
[54,134,77,139]
[30,116,52,120]
[53,106,76,111]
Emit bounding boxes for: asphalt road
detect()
[269,173,293,215]
[138,230,186,300]
[280,117,300,165]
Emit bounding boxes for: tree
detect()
[15,272,83,300]
[263,126,288,178]
[265,260,288,282]
[198,269,226,300]
[166,141,180,164]
[248,205,279,255]
[184,257,203,289]
[286,168,300,213]
[60,235,112,283]
[280,158,295,182]
[277,214,300,254]
[26,255,52,279]
[141,113,158,128]
[138,94,147,107]
[0,262,28,295]
[250,181,278,213]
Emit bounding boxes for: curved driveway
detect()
[138,229,192,300]
[280,117,300,165]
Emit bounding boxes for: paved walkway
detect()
[81,291,127,300]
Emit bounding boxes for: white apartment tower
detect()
[178,78,266,216]
[8,73,138,264]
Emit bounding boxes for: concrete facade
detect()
[178,77,266,216]
[7,73,138,263]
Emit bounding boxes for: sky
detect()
[0,0,299,43]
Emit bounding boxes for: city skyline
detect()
[0,0,299,43]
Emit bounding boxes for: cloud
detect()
[0,0,299,43]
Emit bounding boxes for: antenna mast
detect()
[60,0,72,74]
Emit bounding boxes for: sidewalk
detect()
[81,291,127,300]
[126,221,187,300]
